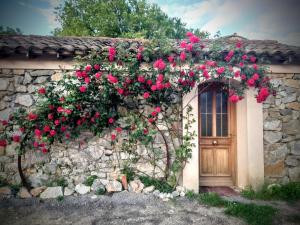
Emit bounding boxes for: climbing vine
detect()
[0,32,274,190]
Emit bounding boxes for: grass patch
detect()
[225,202,277,225]
[186,190,226,207]
[241,182,300,202]
[138,175,173,193]
[186,190,277,225]
[83,175,98,186]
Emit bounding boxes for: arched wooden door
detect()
[199,83,236,186]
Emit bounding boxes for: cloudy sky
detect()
[1,0,300,46]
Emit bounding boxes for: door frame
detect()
[181,84,264,193]
[197,83,237,186]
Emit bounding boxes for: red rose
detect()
[216,67,225,75]
[1,120,8,126]
[33,141,39,148]
[153,59,166,70]
[189,35,200,43]
[0,139,7,147]
[164,82,171,88]
[234,71,240,78]
[138,75,145,83]
[54,119,60,126]
[137,52,142,61]
[250,56,256,63]
[155,106,161,113]
[61,126,67,132]
[28,112,38,121]
[168,56,174,63]
[34,129,42,137]
[107,74,118,84]
[85,64,92,72]
[64,109,72,115]
[252,73,260,80]
[143,128,148,135]
[57,107,64,113]
[180,41,187,48]
[84,77,90,84]
[12,135,20,143]
[241,74,247,80]
[108,47,116,62]
[49,130,56,136]
[79,86,87,92]
[186,43,193,51]
[108,118,114,124]
[143,92,150,99]
[95,112,100,118]
[151,85,157,91]
[157,74,164,83]
[117,88,124,95]
[180,51,186,61]
[48,113,54,120]
[95,72,102,79]
[38,87,46,94]
[146,80,153,86]
[43,125,51,132]
[242,55,248,60]
[229,95,239,103]
[151,111,157,117]
[236,41,242,48]
[76,70,82,79]
[111,133,116,141]
[116,127,122,133]
[94,64,101,70]
[247,78,255,87]
[42,148,48,153]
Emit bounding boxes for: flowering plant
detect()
[0,32,274,189]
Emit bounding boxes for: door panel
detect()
[199,83,236,186]
[200,148,214,175]
[215,148,230,176]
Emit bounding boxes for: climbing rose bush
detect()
[0,32,274,188]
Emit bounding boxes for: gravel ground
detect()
[0,191,246,225]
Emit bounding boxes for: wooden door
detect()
[199,83,236,186]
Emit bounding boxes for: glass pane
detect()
[222,114,228,136]
[207,91,213,113]
[200,93,206,113]
[222,92,228,113]
[201,114,206,136]
[216,92,221,113]
[207,114,212,136]
[216,114,221,136]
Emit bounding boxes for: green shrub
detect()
[84,175,98,186]
[121,166,135,182]
[95,187,106,195]
[241,182,300,202]
[56,196,64,202]
[225,202,277,225]
[47,178,68,187]
[186,190,197,200]
[0,176,7,187]
[138,175,173,193]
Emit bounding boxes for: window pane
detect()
[222,92,228,113]
[201,114,206,136]
[222,114,228,136]
[200,92,206,113]
[216,114,221,136]
[207,91,213,113]
[216,92,221,113]
[207,114,212,136]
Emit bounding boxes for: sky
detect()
[0,0,300,46]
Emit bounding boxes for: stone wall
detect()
[0,68,178,188]
[263,73,300,183]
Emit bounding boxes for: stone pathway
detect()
[0,191,246,225]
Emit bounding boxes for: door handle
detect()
[212,140,218,145]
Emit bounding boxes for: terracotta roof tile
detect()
[0,34,300,64]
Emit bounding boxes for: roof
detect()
[1,34,300,64]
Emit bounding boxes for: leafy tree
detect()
[54,0,188,39]
[0,26,22,35]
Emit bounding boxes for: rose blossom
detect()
[180,51,186,61]
[79,86,87,92]
[108,118,114,124]
[95,72,102,79]
[107,74,118,84]
[38,87,46,94]
[143,92,150,99]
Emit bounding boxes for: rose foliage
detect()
[0,32,274,188]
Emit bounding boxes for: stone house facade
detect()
[0,34,299,192]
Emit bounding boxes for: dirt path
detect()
[0,191,246,225]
